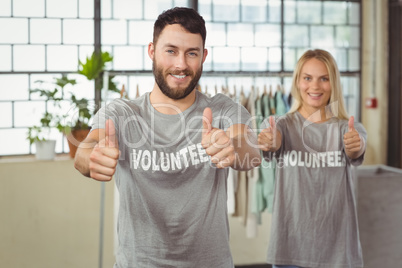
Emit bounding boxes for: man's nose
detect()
[174,53,188,69]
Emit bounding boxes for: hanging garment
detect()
[274,86,288,115]
[258,87,277,214]
[244,88,259,238]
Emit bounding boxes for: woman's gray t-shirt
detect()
[264,111,366,268]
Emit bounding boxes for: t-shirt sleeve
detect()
[91,100,121,133]
[215,96,253,131]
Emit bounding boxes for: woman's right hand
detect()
[258,116,281,152]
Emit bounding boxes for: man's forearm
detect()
[74,138,98,177]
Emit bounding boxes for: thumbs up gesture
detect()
[89,119,120,181]
[258,116,281,152]
[343,116,363,159]
[201,107,235,168]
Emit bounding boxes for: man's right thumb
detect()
[202,107,213,135]
[105,119,117,147]
[269,116,276,132]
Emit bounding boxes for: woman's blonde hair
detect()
[288,49,349,120]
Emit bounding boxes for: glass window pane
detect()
[0,18,28,44]
[283,48,296,71]
[199,0,212,21]
[0,102,12,127]
[227,24,253,46]
[268,47,281,71]
[47,45,78,71]
[267,0,281,23]
[30,19,61,44]
[47,0,77,18]
[297,1,321,24]
[102,20,127,45]
[113,46,144,70]
[350,26,360,47]
[129,21,154,45]
[0,129,30,155]
[79,46,95,64]
[174,0,189,7]
[311,26,334,48]
[101,0,112,19]
[144,0,173,20]
[342,76,359,118]
[348,49,360,71]
[284,0,296,23]
[255,24,281,47]
[63,19,94,45]
[333,48,347,71]
[284,25,309,47]
[0,45,12,71]
[66,74,94,100]
[0,75,29,101]
[14,101,45,127]
[205,23,226,46]
[30,74,60,100]
[241,47,267,71]
[79,0,94,18]
[241,0,266,22]
[336,26,359,48]
[349,3,360,25]
[128,75,155,97]
[323,2,347,24]
[14,45,45,71]
[13,0,45,17]
[213,47,240,71]
[213,0,240,22]
[114,0,142,19]
[0,0,11,16]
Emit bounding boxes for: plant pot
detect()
[35,140,56,160]
[66,129,91,158]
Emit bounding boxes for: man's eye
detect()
[167,50,174,54]
[188,52,198,57]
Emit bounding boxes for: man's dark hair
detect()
[153,7,206,47]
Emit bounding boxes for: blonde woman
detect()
[259,49,366,268]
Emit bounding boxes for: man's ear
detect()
[148,42,155,60]
[202,48,208,64]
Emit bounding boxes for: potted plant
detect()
[26,78,69,160]
[27,113,57,160]
[61,50,119,158]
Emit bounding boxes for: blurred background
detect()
[0,0,401,267]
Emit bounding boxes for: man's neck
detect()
[149,86,197,115]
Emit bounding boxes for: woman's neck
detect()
[298,105,332,123]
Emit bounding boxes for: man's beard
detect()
[153,61,202,100]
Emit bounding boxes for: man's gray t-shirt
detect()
[263,111,366,268]
[92,90,252,268]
